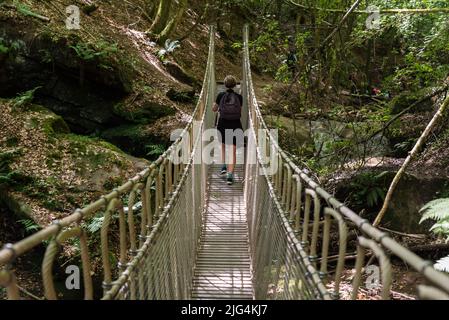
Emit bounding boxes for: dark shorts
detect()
[217,119,244,146]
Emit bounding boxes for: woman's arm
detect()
[212,102,219,112]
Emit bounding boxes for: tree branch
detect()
[373,93,449,227]
[286,0,449,14]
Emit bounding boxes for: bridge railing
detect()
[0,26,216,300]
[242,24,449,300]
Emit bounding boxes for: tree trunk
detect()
[158,0,188,43]
[150,0,172,34]
[147,0,158,19]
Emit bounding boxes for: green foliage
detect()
[18,219,41,234]
[420,198,449,273]
[86,212,121,234]
[146,144,165,158]
[231,42,243,50]
[87,215,104,233]
[434,256,449,273]
[13,0,42,18]
[0,37,25,58]
[71,41,118,62]
[248,19,283,74]
[0,150,29,188]
[350,172,388,208]
[157,39,181,61]
[394,139,416,154]
[419,198,449,233]
[13,87,42,109]
[0,43,8,54]
[39,49,53,64]
[275,63,291,83]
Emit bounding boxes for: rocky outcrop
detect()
[331,158,449,233]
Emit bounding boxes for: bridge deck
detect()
[192,164,254,300]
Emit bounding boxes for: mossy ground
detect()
[0,99,149,226]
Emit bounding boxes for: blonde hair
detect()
[224,75,237,88]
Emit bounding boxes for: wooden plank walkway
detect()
[192,164,254,300]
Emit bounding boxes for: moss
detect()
[85,150,110,168]
[27,105,70,135]
[101,124,159,158]
[101,124,147,141]
[63,133,125,156]
[112,100,175,125]
[98,141,125,154]
[64,134,89,155]
[46,150,63,168]
[43,116,70,135]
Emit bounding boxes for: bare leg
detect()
[228,144,237,173]
[221,143,226,165]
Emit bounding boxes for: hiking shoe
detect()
[226,172,234,185]
[220,165,227,175]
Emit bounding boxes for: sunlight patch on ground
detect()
[104,17,181,84]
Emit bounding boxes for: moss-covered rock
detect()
[101,124,165,158]
[166,88,196,103]
[1,100,150,226]
[112,100,175,125]
[389,90,433,115]
[0,188,33,220]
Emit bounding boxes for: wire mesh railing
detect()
[0,26,216,301]
[242,24,449,300]
[2,23,449,301]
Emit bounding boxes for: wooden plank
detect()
[192,164,254,300]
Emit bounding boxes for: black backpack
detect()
[219,92,242,120]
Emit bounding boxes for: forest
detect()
[0,0,449,302]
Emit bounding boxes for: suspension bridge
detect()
[1,25,449,300]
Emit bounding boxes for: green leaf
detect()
[18,219,40,233]
[434,255,449,273]
[419,198,449,224]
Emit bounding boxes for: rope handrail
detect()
[2,23,449,301]
[242,24,449,299]
[0,26,217,300]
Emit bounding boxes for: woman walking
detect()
[212,75,243,185]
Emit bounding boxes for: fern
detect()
[87,216,104,233]
[434,256,449,273]
[366,187,385,208]
[157,39,181,61]
[14,1,39,18]
[13,86,42,108]
[18,219,40,234]
[87,212,121,233]
[429,218,449,236]
[419,198,449,224]
[146,144,165,157]
[420,198,449,273]
[71,41,118,62]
